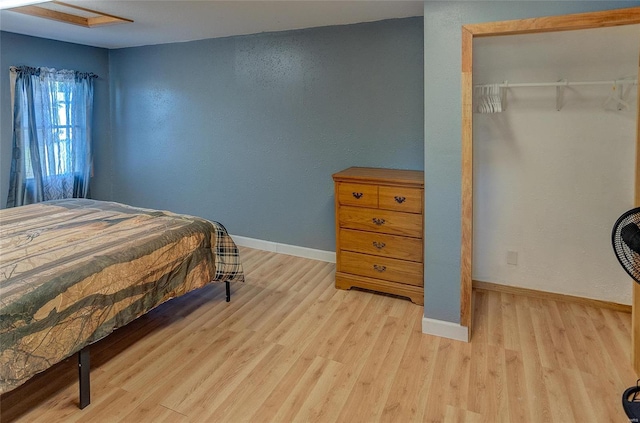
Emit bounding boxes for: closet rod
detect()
[476,79,637,88]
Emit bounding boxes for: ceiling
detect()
[0,1,424,49]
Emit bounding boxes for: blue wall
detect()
[108,18,424,251]
[423,1,640,323]
[0,31,112,208]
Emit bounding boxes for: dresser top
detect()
[332,167,424,187]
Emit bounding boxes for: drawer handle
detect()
[372,218,385,226]
[372,241,386,249]
[373,264,387,272]
[394,196,406,204]
[352,192,363,199]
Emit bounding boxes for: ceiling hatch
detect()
[7,1,133,28]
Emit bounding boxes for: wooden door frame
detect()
[460,6,640,371]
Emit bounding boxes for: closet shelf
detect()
[475,78,637,89]
[474,78,637,113]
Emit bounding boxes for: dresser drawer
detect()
[338,206,422,238]
[379,186,422,214]
[339,229,422,262]
[339,251,423,287]
[337,183,378,208]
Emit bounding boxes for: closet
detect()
[472,24,639,306]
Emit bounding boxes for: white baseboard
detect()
[422,317,469,342]
[230,235,336,263]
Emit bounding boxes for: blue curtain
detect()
[7,66,95,207]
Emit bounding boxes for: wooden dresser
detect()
[333,167,424,305]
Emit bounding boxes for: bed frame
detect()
[76,280,231,409]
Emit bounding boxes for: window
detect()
[7,66,95,207]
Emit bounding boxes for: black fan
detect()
[613,207,640,283]
[612,207,640,420]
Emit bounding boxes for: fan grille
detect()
[612,207,640,284]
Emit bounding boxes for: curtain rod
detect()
[475,79,637,89]
[10,66,98,79]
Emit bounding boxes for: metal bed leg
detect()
[226,281,231,302]
[78,347,90,409]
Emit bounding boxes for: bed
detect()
[0,199,244,405]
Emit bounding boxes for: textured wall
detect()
[0,31,111,208]
[108,18,424,251]
[423,1,638,323]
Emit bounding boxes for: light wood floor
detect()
[1,247,636,422]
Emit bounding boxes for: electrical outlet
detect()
[507,251,518,265]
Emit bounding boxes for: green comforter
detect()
[0,199,244,393]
